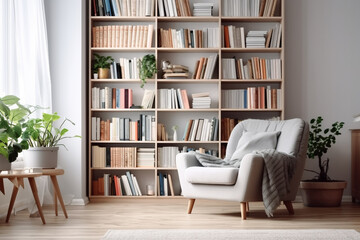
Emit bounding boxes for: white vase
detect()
[23,147,59,169]
[0,154,11,171]
[173,130,177,141]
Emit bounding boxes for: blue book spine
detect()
[116,89,120,108]
[126,171,136,196]
[104,0,112,16]
[244,90,248,109]
[159,173,164,196]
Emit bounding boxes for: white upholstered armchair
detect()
[176,118,309,219]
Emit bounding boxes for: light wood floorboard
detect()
[0,199,359,239]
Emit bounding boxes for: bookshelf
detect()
[88,0,284,199]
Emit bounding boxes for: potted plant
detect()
[93,53,114,79]
[139,54,157,88]
[0,95,31,170]
[300,116,346,207]
[22,112,80,168]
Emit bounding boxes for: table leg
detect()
[6,184,19,223]
[54,189,58,216]
[50,175,68,218]
[28,177,46,224]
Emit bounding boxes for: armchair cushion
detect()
[185,167,238,185]
[229,131,281,162]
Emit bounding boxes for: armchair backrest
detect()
[224,118,308,161]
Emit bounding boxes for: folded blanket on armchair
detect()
[194,149,296,217]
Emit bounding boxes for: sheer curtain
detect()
[0,0,52,215]
[0,0,52,113]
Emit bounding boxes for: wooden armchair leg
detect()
[187,199,195,214]
[240,202,247,220]
[283,201,294,215]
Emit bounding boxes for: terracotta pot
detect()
[0,154,11,171]
[98,68,110,79]
[23,147,59,169]
[300,181,347,207]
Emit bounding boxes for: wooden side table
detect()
[0,170,45,224]
[42,169,68,218]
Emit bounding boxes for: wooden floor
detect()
[0,199,359,239]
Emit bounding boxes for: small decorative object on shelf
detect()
[93,53,114,79]
[172,125,178,141]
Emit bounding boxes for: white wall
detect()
[44,0,87,204]
[286,0,360,195]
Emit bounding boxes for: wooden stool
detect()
[42,169,68,218]
[0,170,45,224]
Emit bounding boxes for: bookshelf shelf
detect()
[221,17,282,22]
[157,16,219,22]
[91,48,155,52]
[91,109,156,112]
[157,109,219,112]
[221,48,282,53]
[91,16,156,22]
[221,79,282,83]
[157,48,220,53]
[88,0,284,199]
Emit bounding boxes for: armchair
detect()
[176,118,309,219]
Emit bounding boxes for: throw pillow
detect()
[229,131,281,164]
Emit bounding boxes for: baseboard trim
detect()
[71,197,89,206]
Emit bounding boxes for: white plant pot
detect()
[0,154,11,171]
[23,147,59,169]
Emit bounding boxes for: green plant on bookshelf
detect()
[139,54,157,88]
[93,53,114,79]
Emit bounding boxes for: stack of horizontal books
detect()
[163,64,189,79]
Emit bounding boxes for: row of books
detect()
[91,87,133,109]
[92,25,154,48]
[221,118,242,141]
[221,57,281,80]
[221,87,281,109]
[92,146,137,168]
[91,115,156,141]
[111,57,140,79]
[157,0,191,17]
[223,25,245,48]
[158,88,190,109]
[182,117,219,141]
[222,0,278,17]
[157,146,179,168]
[92,0,155,17]
[192,54,218,79]
[137,148,156,167]
[157,173,175,196]
[192,92,211,109]
[193,3,214,16]
[158,27,219,48]
[157,123,168,141]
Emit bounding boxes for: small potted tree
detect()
[300,116,346,207]
[22,112,80,168]
[93,53,114,79]
[0,95,31,170]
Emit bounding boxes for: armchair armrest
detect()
[176,152,202,170]
[236,153,264,201]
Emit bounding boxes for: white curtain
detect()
[0,0,52,114]
[0,0,52,215]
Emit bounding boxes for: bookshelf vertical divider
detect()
[88,0,284,199]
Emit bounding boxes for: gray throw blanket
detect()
[195,149,296,217]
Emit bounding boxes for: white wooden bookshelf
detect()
[88,0,284,199]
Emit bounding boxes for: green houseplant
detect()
[22,112,80,168]
[300,116,346,207]
[0,95,31,169]
[139,54,157,88]
[93,53,114,79]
